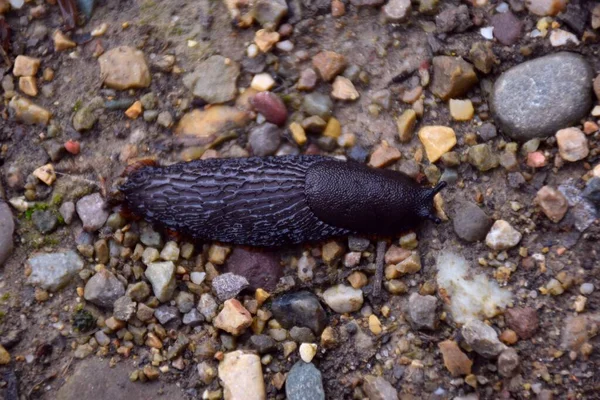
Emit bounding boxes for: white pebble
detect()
[91,23,109,37]
[299,343,317,363]
[251,73,276,91]
[276,40,294,52]
[591,105,600,117]
[9,0,24,9]
[549,29,579,47]
[580,283,595,295]
[247,44,259,58]
[190,271,206,285]
[495,2,509,13]
[480,27,494,40]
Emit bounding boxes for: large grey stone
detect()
[286,361,325,400]
[26,251,84,292]
[83,269,126,308]
[0,201,14,267]
[183,55,240,104]
[491,52,593,141]
[453,202,493,242]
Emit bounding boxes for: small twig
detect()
[372,240,387,298]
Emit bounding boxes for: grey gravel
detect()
[211,272,250,302]
[453,202,493,242]
[59,201,75,225]
[408,293,437,330]
[491,52,594,141]
[249,123,281,156]
[363,375,399,400]
[0,201,14,267]
[176,291,196,313]
[286,361,325,400]
[182,309,204,326]
[462,319,507,358]
[302,93,333,119]
[83,269,126,308]
[272,291,328,334]
[76,193,109,232]
[154,305,180,325]
[290,326,316,343]
[113,296,137,321]
[198,293,219,322]
[32,210,58,234]
[183,55,240,104]
[26,251,84,291]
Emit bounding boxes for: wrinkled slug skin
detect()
[120,155,439,247]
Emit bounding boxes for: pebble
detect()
[302,93,333,119]
[504,307,539,339]
[331,76,359,101]
[251,91,287,126]
[218,351,266,400]
[183,309,204,326]
[491,12,522,45]
[160,241,179,261]
[453,202,493,242]
[368,141,401,168]
[175,106,251,139]
[53,30,76,51]
[26,251,84,291]
[449,99,474,121]
[176,291,195,313]
[98,46,151,90]
[250,334,277,354]
[13,55,41,77]
[94,331,111,347]
[580,283,594,295]
[556,127,589,162]
[408,293,437,330]
[0,201,14,266]
[362,375,399,400]
[312,51,346,82]
[382,0,411,22]
[286,361,325,400]
[583,178,600,210]
[297,68,318,91]
[19,76,38,96]
[251,73,276,91]
[113,296,137,321]
[145,261,176,302]
[436,4,472,33]
[322,284,363,313]
[249,123,281,156]
[83,269,125,308]
[485,220,522,250]
[526,0,566,16]
[76,193,109,232]
[254,0,288,27]
[211,272,249,301]
[490,52,593,141]
[72,97,103,131]
[183,55,240,104]
[299,343,317,362]
[8,96,52,125]
[33,163,56,185]
[198,293,219,322]
[214,299,253,335]
[156,111,173,128]
[32,210,58,234]
[322,118,340,138]
[549,29,579,46]
[290,122,306,145]
[498,348,520,377]
[290,326,316,343]
[254,29,280,52]
[535,186,568,223]
[462,319,507,358]
[467,143,500,171]
[430,56,478,101]
[223,248,282,291]
[418,126,457,163]
[396,109,417,142]
[271,291,328,334]
[439,340,473,377]
[154,305,179,325]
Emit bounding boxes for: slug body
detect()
[120,155,445,247]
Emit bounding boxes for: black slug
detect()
[120,155,446,247]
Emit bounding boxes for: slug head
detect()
[417,181,447,224]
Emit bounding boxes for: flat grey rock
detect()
[0,201,14,267]
[286,361,325,400]
[491,52,593,141]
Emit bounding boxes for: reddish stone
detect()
[250,92,287,126]
[505,307,539,339]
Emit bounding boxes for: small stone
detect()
[98,46,151,90]
[498,348,520,377]
[145,261,176,302]
[249,123,281,156]
[430,56,478,101]
[0,202,14,267]
[214,299,253,335]
[290,326,316,343]
[286,361,325,400]
[33,163,56,185]
[160,241,179,261]
[272,291,328,334]
[183,309,204,326]
[19,76,38,97]
[53,30,76,51]
[322,241,344,264]
[176,291,195,313]
[26,251,84,291]
[212,272,250,301]
[183,55,240,104]
[13,55,41,77]
[499,329,519,345]
[362,376,398,400]
[549,29,579,47]
[208,244,231,265]
[223,248,282,292]
[251,91,287,126]
[467,144,500,171]
[396,109,417,143]
[323,284,363,313]
[469,41,497,74]
[347,272,368,289]
[368,315,382,335]
[251,73,276,91]
[439,340,472,376]
[76,193,109,232]
[32,210,58,234]
[289,122,307,145]
[436,5,472,33]
[535,186,568,223]
[505,307,539,339]
[408,293,437,330]
[72,97,103,132]
[254,0,288,27]
[298,68,318,91]
[123,100,141,119]
[83,269,125,308]
[462,319,507,358]
[198,293,219,322]
[491,12,522,45]
[526,151,546,168]
[302,93,333,119]
[368,141,401,168]
[449,99,474,121]
[556,127,589,162]
[156,111,173,128]
[299,343,317,362]
[154,305,179,325]
[485,220,521,250]
[383,0,411,22]
[322,117,341,138]
[312,51,347,82]
[526,0,567,16]
[331,0,345,17]
[9,96,51,125]
[331,76,359,101]
[126,281,151,302]
[254,29,280,52]
[113,296,136,321]
[491,52,593,141]
[418,126,457,163]
[453,202,493,242]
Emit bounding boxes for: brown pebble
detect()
[250,92,287,126]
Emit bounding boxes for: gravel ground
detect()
[1,0,600,399]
